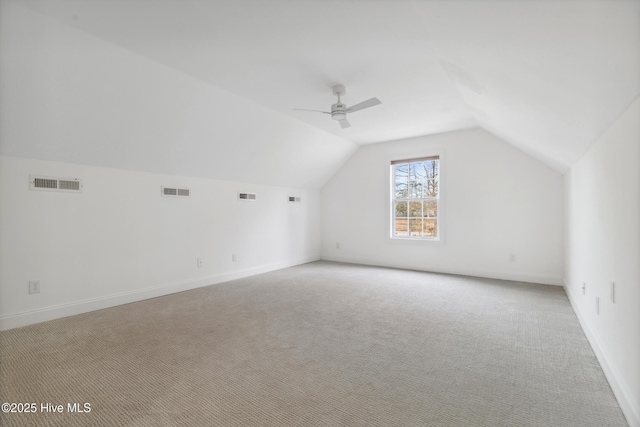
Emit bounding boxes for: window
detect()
[391,156,440,239]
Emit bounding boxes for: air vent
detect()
[238,192,257,201]
[34,178,57,189]
[59,180,81,191]
[30,175,82,193]
[162,186,190,198]
[288,196,301,202]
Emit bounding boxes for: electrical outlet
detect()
[197,258,203,268]
[29,280,40,294]
[232,253,237,262]
[582,282,586,295]
[509,253,516,262]
[336,242,340,249]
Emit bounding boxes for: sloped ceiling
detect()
[2,0,639,181]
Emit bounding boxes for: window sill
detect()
[389,235,444,245]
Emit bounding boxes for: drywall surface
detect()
[0,1,356,190]
[321,128,564,285]
[564,97,640,426]
[0,156,320,329]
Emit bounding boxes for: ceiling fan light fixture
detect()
[331,103,346,121]
[332,111,346,121]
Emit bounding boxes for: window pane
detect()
[423,200,437,218]
[395,201,407,218]
[424,160,439,179]
[409,162,421,181]
[395,162,408,175]
[409,219,423,236]
[423,219,437,237]
[409,201,422,217]
[394,218,408,235]
[408,181,420,198]
[415,162,428,180]
[395,182,408,198]
[417,180,429,197]
[425,179,438,197]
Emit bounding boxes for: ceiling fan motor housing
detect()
[331,103,347,121]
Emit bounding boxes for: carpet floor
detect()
[0,261,628,426]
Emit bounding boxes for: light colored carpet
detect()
[0,261,628,426]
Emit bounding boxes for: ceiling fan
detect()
[293,84,381,129]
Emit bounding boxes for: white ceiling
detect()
[5,0,640,174]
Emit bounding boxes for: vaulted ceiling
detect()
[1,0,639,186]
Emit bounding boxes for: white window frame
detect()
[387,151,444,243]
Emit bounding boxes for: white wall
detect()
[321,128,564,285]
[0,156,320,330]
[564,97,640,426]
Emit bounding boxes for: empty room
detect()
[0,0,638,426]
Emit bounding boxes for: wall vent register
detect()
[30,175,82,192]
[238,193,257,201]
[162,186,190,197]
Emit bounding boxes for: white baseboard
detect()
[320,254,563,286]
[564,284,640,427]
[0,255,318,331]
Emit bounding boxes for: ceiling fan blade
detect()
[346,97,381,113]
[292,108,331,114]
[339,119,351,129]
